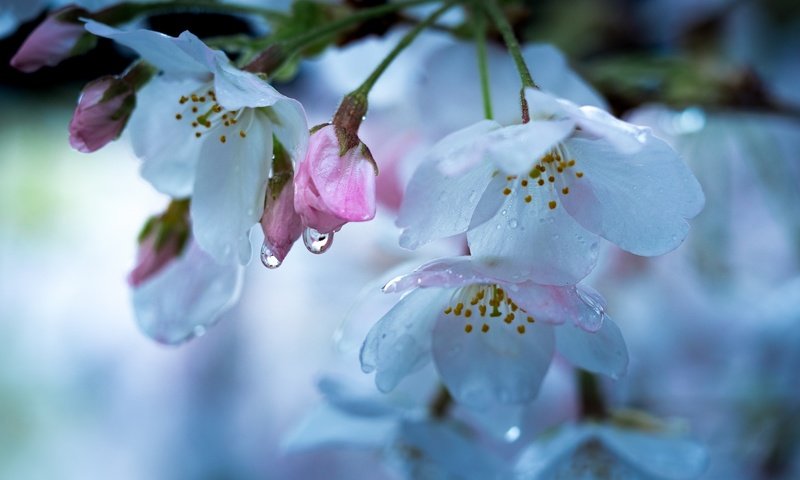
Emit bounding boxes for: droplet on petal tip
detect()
[260,242,282,269]
[303,227,333,254]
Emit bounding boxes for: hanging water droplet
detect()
[303,227,333,254]
[260,242,281,269]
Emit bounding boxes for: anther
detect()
[465,309,472,318]
[562,187,570,195]
[195,132,201,138]
[465,324,473,333]
[220,135,226,143]
[503,187,512,196]
[527,316,535,323]
[548,176,555,183]
[576,172,584,178]
[524,195,532,203]
[481,323,490,333]
[517,325,526,334]
[175,114,182,120]
[549,200,557,209]
[192,106,198,113]
[568,160,575,166]
[521,179,528,187]
[444,307,452,314]
[179,96,188,104]
[538,179,545,186]
[239,130,246,138]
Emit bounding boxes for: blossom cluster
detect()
[7,1,718,477]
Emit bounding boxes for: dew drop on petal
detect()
[508,219,518,229]
[193,325,207,338]
[260,242,281,269]
[504,426,521,442]
[303,227,333,254]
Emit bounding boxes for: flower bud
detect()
[128,200,190,287]
[69,75,135,153]
[260,143,303,266]
[293,123,377,234]
[10,6,95,73]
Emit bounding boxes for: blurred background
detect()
[1,1,799,479]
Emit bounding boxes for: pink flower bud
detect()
[128,233,184,288]
[294,124,377,234]
[69,75,134,153]
[10,6,90,73]
[260,175,303,266]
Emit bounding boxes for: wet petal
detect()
[467,184,599,285]
[555,317,628,378]
[191,110,272,264]
[131,241,242,345]
[576,105,650,153]
[128,76,207,197]
[561,135,705,256]
[508,284,604,330]
[361,287,450,392]
[84,21,210,78]
[398,160,494,250]
[282,404,396,452]
[433,119,502,176]
[382,256,510,293]
[212,59,288,110]
[599,426,709,480]
[484,120,575,176]
[432,311,555,407]
[267,97,309,164]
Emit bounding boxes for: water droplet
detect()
[246,207,254,216]
[260,242,281,269]
[504,426,521,442]
[508,219,518,229]
[501,209,508,216]
[467,190,477,202]
[303,227,333,254]
[495,223,502,230]
[192,325,207,338]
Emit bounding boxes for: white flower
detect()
[85,21,309,264]
[132,241,243,345]
[398,89,705,285]
[360,256,628,408]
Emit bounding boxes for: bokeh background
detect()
[1,1,799,479]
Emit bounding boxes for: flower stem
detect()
[472,5,493,120]
[352,1,457,98]
[577,370,608,420]
[245,0,445,75]
[483,0,537,122]
[429,385,454,418]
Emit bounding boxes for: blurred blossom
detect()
[515,417,708,480]
[10,6,91,73]
[69,75,135,153]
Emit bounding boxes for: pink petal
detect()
[69,76,133,153]
[10,7,87,73]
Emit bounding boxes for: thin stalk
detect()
[577,370,608,420]
[245,0,445,74]
[352,1,457,97]
[429,385,454,419]
[473,5,493,120]
[483,0,536,89]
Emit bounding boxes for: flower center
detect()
[443,284,535,335]
[173,86,249,143]
[501,145,583,209]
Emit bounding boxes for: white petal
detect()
[128,77,207,197]
[576,105,650,153]
[398,160,494,250]
[484,120,575,175]
[555,318,628,378]
[599,426,709,480]
[281,404,396,453]
[317,376,401,417]
[212,60,288,110]
[382,256,509,294]
[467,183,600,285]
[265,97,309,163]
[84,21,210,78]
[524,88,571,120]
[514,424,595,478]
[191,110,272,264]
[561,135,705,256]
[395,420,508,479]
[131,241,243,345]
[432,312,555,407]
[508,284,605,331]
[360,287,450,392]
[433,119,502,176]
